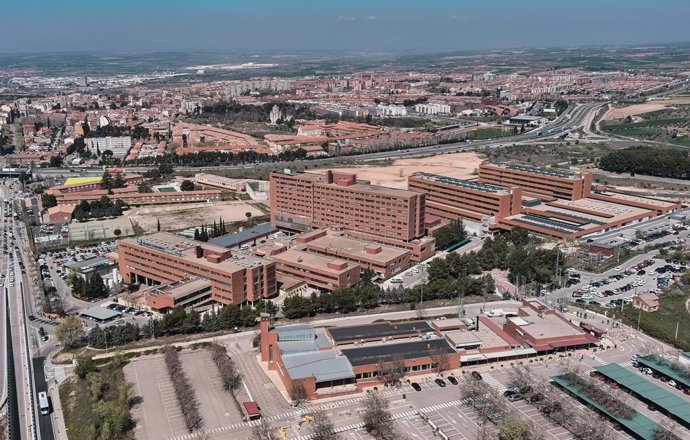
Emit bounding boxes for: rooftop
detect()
[328,320,434,343]
[302,234,409,263]
[121,232,271,273]
[282,350,355,383]
[491,162,577,179]
[411,172,508,194]
[511,307,588,340]
[342,338,456,367]
[80,306,121,322]
[271,249,357,274]
[208,223,276,248]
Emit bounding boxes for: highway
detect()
[1,178,55,440]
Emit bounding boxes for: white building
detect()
[415,102,451,115]
[376,104,407,117]
[85,136,132,159]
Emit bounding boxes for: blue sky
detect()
[2,0,689,53]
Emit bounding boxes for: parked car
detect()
[411,382,422,392]
[435,378,447,388]
[471,371,483,381]
[447,376,458,385]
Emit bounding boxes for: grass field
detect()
[580,290,690,351]
[466,127,514,140]
[63,177,101,186]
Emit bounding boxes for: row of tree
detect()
[193,217,231,242]
[101,171,127,191]
[163,346,203,432]
[599,146,690,180]
[70,272,109,301]
[209,344,242,394]
[433,219,468,250]
[124,148,309,167]
[73,196,125,221]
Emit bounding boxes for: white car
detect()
[582,294,594,300]
[615,266,623,271]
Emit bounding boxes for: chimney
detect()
[326,170,333,184]
[195,245,203,258]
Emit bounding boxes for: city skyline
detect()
[2,0,690,54]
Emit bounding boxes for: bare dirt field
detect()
[605,97,690,120]
[69,216,133,241]
[124,355,187,440]
[332,151,484,189]
[180,350,244,431]
[127,200,265,233]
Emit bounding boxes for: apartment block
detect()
[270,169,433,260]
[117,232,276,305]
[408,172,522,223]
[477,162,592,201]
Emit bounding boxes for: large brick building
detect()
[408,172,522,223]
[117,232,276,306]
[270,169,434,261]
[477,162,593,201]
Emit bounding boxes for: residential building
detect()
[85,136,133,159]
[633,293,660,312]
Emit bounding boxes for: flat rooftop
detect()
[342,338,456,367]
[411,172,508,194]
[271,249,357,274]
[160,279,212,300]
[596,191,680,208]
[491,163,577,179]
[121,232,271,273]
[80,306,121,322]
[208,223,276,248]
[548,198,652,222]
[509,309,587,340]
[303,234,409,263]
[328,320,434,343]
[275,170,420,198]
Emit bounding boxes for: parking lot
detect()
[565,257,686,306]
[179,350,244,430]
[124,355,188,440]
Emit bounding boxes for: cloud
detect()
[335,16,356,22]
[366,15,378,21]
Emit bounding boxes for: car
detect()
[648,404,657,412]
[528,393,544,403]
[411,382,422,392]
[471,371,482,381]
[28,315,36,321]
[503,390,523,401]
[615,266,623,271]
[435,378,447,387]
[447,376,458,385]
[669,380,677,387]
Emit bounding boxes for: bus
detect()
[38,391,52,415]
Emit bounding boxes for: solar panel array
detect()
[416,172,506,194]
[503,163,575,179]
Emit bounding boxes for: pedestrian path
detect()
[481,373,507,393]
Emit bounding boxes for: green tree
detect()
[54,315,85,348]
[41,193,57,209]
[113,228,122,237]
[74,356,97,379]
[100,171,114,190]
[180,180,195,191]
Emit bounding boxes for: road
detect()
[2,178,58,440]
[28,102,606,179]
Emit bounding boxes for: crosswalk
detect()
[481,373,507,393]
[165,385,464,440]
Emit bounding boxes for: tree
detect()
[180,180,195,191]
[251,419,278,440]
[362,394,397,440]
[113,228,122,237]
[41,193,57,209]
[101,171,114,190]
[54,315,85,348]
[112,172,126,189]
[376,356,406,386]
[157,218,161,232]
[245,212,253,220]
[289,381,309,406]
[310,410,339,440]
[74,356,97,379]
[430,350,452,374]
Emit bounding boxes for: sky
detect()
[2,0,690,54]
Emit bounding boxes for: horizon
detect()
[3,0,690,54]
